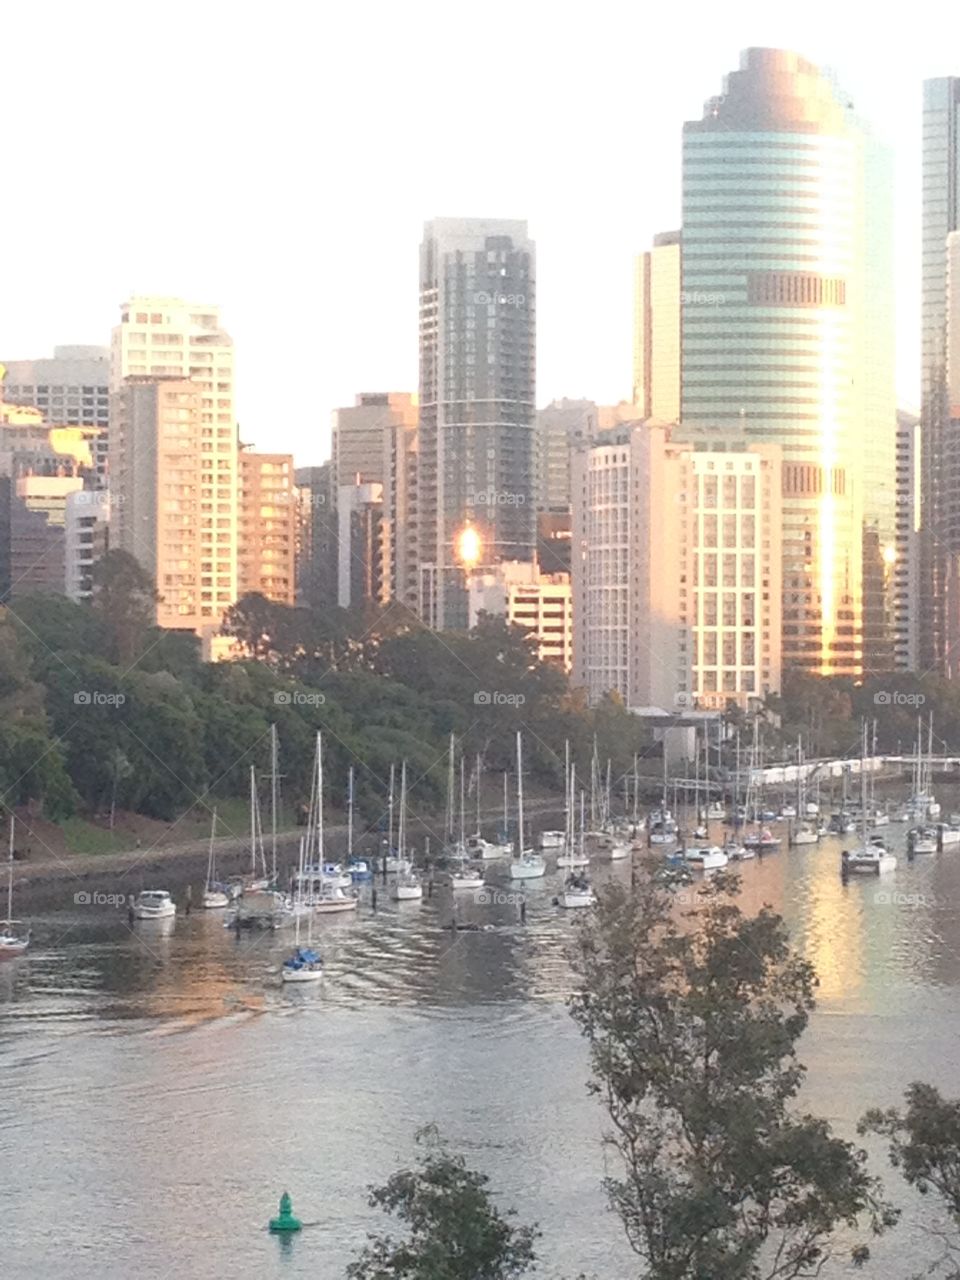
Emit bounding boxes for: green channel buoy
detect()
[269,1190,302,1233]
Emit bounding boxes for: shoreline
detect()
[13,796,567,909]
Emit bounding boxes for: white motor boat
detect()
[281,946,323,983]
[539,830,565,850]
[842,839,897,876]
[780,804,797,820]
[791,822,819,846]
[724,839,753,861]
[607,839,631,861]
[938,824,960,847]
[706,801,726,821]
[312,881,360,913]
[685,846,729,871]
[133,890,176,920]
[649,824,678,845]
[910,826,938,855]
[464,834,501,860]
[558,873,596,909]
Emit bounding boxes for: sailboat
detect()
[446,754,483,888]
[345,766,372,880]
[242,765,272,892]
[509,732,546,880]
[282,833,323,982]
[557,748,589,868]
[392,761,423,901]
[742,720,780,851]
[842,723,897,875]
[295,733,359,913]
[649,749,677,844]
[559,785,596,908]
[486,772,514,856]
[791,739,819,846]
[202,808,230,908]
[0,815,29,958]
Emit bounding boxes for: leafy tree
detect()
[89,549,160,666]
[861,1083,960,1277]
[569,870,893,1280]
[347,1126,538,1280]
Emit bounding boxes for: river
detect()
[3,821,960,1278]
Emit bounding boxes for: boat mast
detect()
[206,807,217,891]
[475,754,481,836]
[270,723,279,883]
[387,762,395,859]
[316,732,324,863]
[6,813,13,922]
[632,752,639,826]
[579,787,586,859]
[516,731,525,854]
[502,770,509,842]
[249,766,257,875]
[399,760,407,860]
[445,733,455,846]
[459,756,466,849]
[347,765,354,860]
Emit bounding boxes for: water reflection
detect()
[4,824,960,1277]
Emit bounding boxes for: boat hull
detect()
[510,858,546,880]
[281,967,323,983]
[559,891,596,909]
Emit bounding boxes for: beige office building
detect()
[238,449,296,605]
[633,232,681,420]
[467,560,573,671]
[572,421,781,710]
[110,378,237,633]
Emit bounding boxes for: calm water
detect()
[3,826,960,1279]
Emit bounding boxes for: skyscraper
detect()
[919,78,960,673]
[1,346,110,482]
[237,449,296,606]
[681,48,895,678]
[632,231,681,420]
[417,218,535,629]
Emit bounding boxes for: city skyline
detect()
[1,4,953,462]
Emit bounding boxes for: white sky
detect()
[2,0,953,461]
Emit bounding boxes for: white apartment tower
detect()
[572,421,782,710]
[110,299,238,633]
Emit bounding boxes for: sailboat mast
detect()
[6,813,13,921]
[459,756,465,848]
[445,733,455,845]
[399,760,407,858]
[632,753,639,825]
[387,762,395,858]
[347,765,354,860]
[316,732,324,862]
[516,731,525,853]
[270,724,279,882]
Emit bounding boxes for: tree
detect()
[861,1083,960,1277]
[89,549,160,666]
[569,870,892,1280]
[347,1126,539,1280]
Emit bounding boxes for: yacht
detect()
[909,826,938,855]
[509,733,546,880]
[0,817,29,958]
[281,946,323,983]
[202,809,230,909]
[390,763,423,901]
[685,845,729,872]
[558,872,596,910]
[539,830,565,850]
[842,840,897,876]
[133,890,176,920]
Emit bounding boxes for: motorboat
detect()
[842,842,897,875]
[133,890,176,920]
[649,822,678,846]
[558,872,596,909]
[791,821,819,846]
[392,870,423,901]
[607,839,631,861]
[723,838,753,861]
[743,827,781,851]
[705,800,726,821]
[685,846,729,872]
[347,858,373,881]
[939,823,960,847]
[281,946,323,983]
[464,834,502,860]
[909,826,938,855]
[539,830,565,850]
[312,881,360,913]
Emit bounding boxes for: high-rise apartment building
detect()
[572,421,782,710]
[894,411,921,671]
[681,49,895,679]
[632,232,681,420]
[331,393,417,490]
[237,449,296,605]
[294,464,336,609]
[534,399,599,513]
[382,414,419,610]
[337,481,384,608]
[110,378,237,634]
[919,78,960,672]
[417,218,536,629]
[0,347,110,482]
[65,490,110,602]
